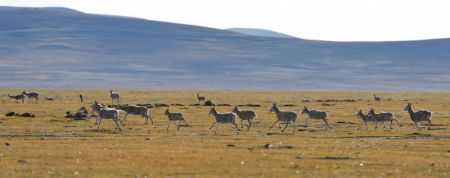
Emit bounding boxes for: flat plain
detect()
[0,90,449,178]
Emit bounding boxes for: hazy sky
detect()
[2,0,450,41]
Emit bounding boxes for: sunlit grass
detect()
[0,90,449,177]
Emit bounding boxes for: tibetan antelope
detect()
[373,94,381,103]
[356,110,376,131]
[368,108,400,130]
[165,109,187,130]
[269,103,297,133]
[91,100,107,115]
[117,105,153,124]
[208,107,239,134]
[91,101,122,131]
[404,103,432,131]
[302,106,331,130]
[109,90,120,105]
[8,94,25,103]
[22,90,39,104]
[196,94,205,104]
[232,106,257,131]
[79,94,84,103]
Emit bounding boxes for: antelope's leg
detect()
[167,120,171,130]
[144,115,149,125]
[233,122,239,132]
[394,119,401,126]
[292,121,297,133]
[427,120,431,130]
[214,123,221,134]
[269,120,278,129]
[114,119,122,131]
[414,122,420,131]
[323,119,331,130]
[97,118,102,131]
[209,122,216,129]
[123,113,129,122]
[281,119,290,132]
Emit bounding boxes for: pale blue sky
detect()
[2,0,450,41]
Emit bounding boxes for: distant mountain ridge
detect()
[226,28,297,38]
[1,6,450,91]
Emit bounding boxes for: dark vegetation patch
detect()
[316,156,352,160]
[248,143,303,151]
[303,99,355,102]
[136,104,153,108]
[281,104,296,107]
[215,103,231,106]
[5,112,35,118]
[204,100,214,106]
[336,121,358,125]
[154,103,169,108]
[237,104,261,107]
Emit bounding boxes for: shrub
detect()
[204,100,214,106]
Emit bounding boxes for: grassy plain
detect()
[0,90,449,177]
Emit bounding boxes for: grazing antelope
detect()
[404,103,432,131]
[8,94,25,103]
[117,105,153,124]
[373,94,381,103]
[22,90,39,104]
[302,106,331,130]
[356,110,376,131]
[232,106,257,131]
[208,107,239,134]
[91,101,122,131]
[368,108,400,130]
[165,109,187,130]
[269,103,297,133]
[109,90,120,105]
[196,94,206,104]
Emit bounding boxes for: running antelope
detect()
[302,106,331,130]
[165,109,187,130]
[208,107,239,134]
[91,100,107,115]
[404,103,432,131]
[356,110,376,131]
[109,90,120,105]
[196,94,206,104]
[22,90,39,104]
[269,103,297,133]
[8,94,25,103]
[373,94,381,103]
[117,105,153,124]
[232,106,257,131]
[91,101,122,131]
[368,108,400,130]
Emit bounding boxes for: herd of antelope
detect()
[4,91,434,133]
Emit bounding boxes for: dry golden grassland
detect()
[0,90,449,178]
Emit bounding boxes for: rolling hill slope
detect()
[226,28,296,38]
[1,6,450,90]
